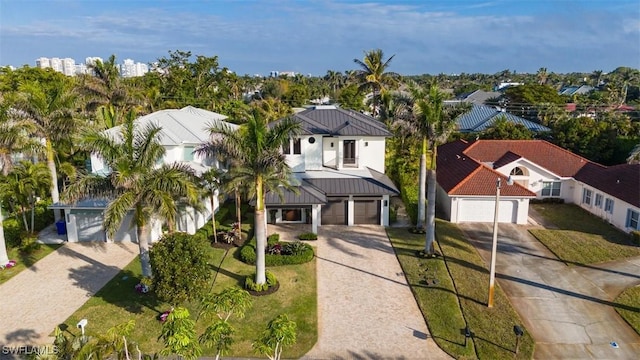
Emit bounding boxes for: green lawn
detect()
[0,244,62,285]
[614,285,640,336]
[61,245,317,358]
[388,220,535,360]
[529,204,640,265]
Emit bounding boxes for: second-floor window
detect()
[282,138,301,155]
[183,146,195,161]
[582,188,592,205]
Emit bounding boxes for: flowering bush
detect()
[135,283,149,294]
[1,260,17,270]
[158,308,173,322]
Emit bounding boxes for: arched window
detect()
[510,167,525,176]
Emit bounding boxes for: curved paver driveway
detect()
[0,242,138,348]
[301,225,450,360]
[460,222,640,360]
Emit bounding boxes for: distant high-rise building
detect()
[75,63,88,75]
[121,58,149,77]
[62,58,76,76]
[35,57,50,69]
[50,58,63,73]
[85,57,103,67]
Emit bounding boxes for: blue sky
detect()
[1,0,638,76]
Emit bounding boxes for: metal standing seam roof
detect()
[304,177,399,196]
[290,107,392,137]
[103,106,235,146]
[457,104,550,133]
[263,183,327,206]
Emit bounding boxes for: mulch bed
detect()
[246,281,280,297]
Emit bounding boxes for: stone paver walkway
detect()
[301,225,450,360]
[0,242,138,347]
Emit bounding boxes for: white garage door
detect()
[458,199,518,223]
[73,210,107,242]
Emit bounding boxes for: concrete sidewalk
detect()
[0,242,138,347]
[460,222,640,359]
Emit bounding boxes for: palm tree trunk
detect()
[46,139,61,222]
[0,204,9,266]
[417,137,427,229]
[254,177,267,285]
[137,223,153,278]
[425,148,438,254]
[211,195,217,243]
[21,205,29,232]
[30,198,35,233]
[235,189,241,231]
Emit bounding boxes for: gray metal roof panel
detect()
[304,176,399,196]
[457,104,550,133]
[264,185,327,205]
[292,107,392,137]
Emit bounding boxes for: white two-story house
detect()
[51,106,236,242]
[436,139,640,233]
[265,105,399,233]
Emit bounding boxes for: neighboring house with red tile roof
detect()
[437,139,640,233]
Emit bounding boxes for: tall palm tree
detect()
[0,202,8,267]
[352,49,400,118]
[200,167,226,243]
[17,78,79,222]
[410,82,470,252]
[0,95,42,176]
[63,111,201,277]
[197,111,300,285]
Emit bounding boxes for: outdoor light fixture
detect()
[488,176,513,308]
[464,326,472,347]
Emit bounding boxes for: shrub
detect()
[631,231,640,246]
[240,239,314,266]
[149,232,212,304]
[297,232,317,240]
[245,271,277,292]
[19,234,42,254]
[267,233,280,247]
[399,172,419,224]
[2,218,23,248]
[267,243,282,255]
[282,241,307,256]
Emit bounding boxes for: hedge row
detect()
[240,238,315,266]
[399,172,419,225]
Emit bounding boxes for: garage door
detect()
[73,210,107,242]
[458,199,517,223]
[322,198,346,225]
[354,200,380,224]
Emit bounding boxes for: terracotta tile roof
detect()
[438,140,535,197]
[575,163,640,207]
[438,139,639,206]
[464,140,590,177]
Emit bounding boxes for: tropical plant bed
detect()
[388,220,535,360]
[60,246,317,357]
[246,281,280,296]
[240,239,314,266]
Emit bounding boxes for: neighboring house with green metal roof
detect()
[266,105,399,232]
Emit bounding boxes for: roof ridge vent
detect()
[313,105,337,110]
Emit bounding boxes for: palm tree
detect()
[197,111,300,285]
[410,82,470,253]
[0,202,8,267]
[0,95,42,176]
[4,161,51,233]
[200,167,226,243]
[63,111,201,277]
[537,67,548,85]
[352,49,400,118]
[16,78,78,222]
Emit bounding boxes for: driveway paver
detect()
[459,222,640,359]
[0,242,138,349]
[300,225,450,360]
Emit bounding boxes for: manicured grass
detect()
[388,220,535,360]
[614,285,640,336]
[61,244,317,358]
[529,204,640,265]
[0,244,62,285]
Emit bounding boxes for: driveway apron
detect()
[0,242,138,349]
[459,222,640,359]
[302,225,450,360]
